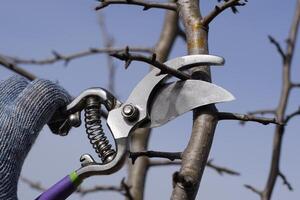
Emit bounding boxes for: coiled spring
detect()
[84,97,115,163]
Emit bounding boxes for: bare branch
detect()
[268,35,287,62]
[149,160,181,167]
[247,109,276,116]
[110,49,191,80]
[285,107,300,123]
[149,159,240,176]
[0,55,36,81]
[278,171,293,191]
[202,0,247,26]
[262,1,300,199]
[244,184,262,197]
[1,47,153,66]
[95,0,177,11]
[218,112,281,125]
[130,151,182,164]
[291,82,300,88]
[206,159,240,176]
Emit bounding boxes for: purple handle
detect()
[35,175,77,200]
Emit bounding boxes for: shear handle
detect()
[76,137,128,179]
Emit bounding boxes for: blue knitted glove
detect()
[0,75,71,200]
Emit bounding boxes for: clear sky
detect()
[0,0,300,200]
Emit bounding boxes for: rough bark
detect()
[171,0,219,199]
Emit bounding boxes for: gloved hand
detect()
[0,75,71,200]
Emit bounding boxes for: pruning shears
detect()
[36,54,234,200]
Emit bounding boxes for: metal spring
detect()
[84,97,115,163]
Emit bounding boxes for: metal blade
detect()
[149,80,235,127]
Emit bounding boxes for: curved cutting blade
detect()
[149,80,235,127]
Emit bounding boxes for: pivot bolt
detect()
[122,104,139,121]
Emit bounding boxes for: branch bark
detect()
[126,8,179,200]
[171,0,220,199]
[95,0,177,11]
[259,1,300,199]
[1,47,152,66]
[0,55,36,81]
[218,112,280,125]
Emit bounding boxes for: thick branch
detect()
[202,0,246,26]
[171,0,220,198]
[1,47,153,66]
[95,0,177,11]
[218,112,280,125]
[110,50,191,80]
[0,56,36,80]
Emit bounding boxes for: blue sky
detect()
[0,0,300,199]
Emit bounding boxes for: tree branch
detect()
[1,47,153,66]
[244,184,263,197]
[0,55,36,81]
[268,35,287,62]
[110,49,191,80]
[247,109,276,116]
[278,171,293,191]
[95,0,177,11]
[130,151,182,164]
[285,107,300,123]
[217,112,280,125]
[261,1,300,199]
[148,159,240,176]
[202,0,247,26]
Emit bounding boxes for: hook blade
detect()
[149,80,235,128]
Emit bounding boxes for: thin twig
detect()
[217,112,281,125]
[95,0,177,11]
[247,109,276,116]
[110,49,191,80]
[268,35,286,62]
[202,0,247,26]
[278,171,293,191]
[206,159,240,176]
[0,55,36,80]
[285,107,300,123]
[244,184,263,197]
[1,47,153,66]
